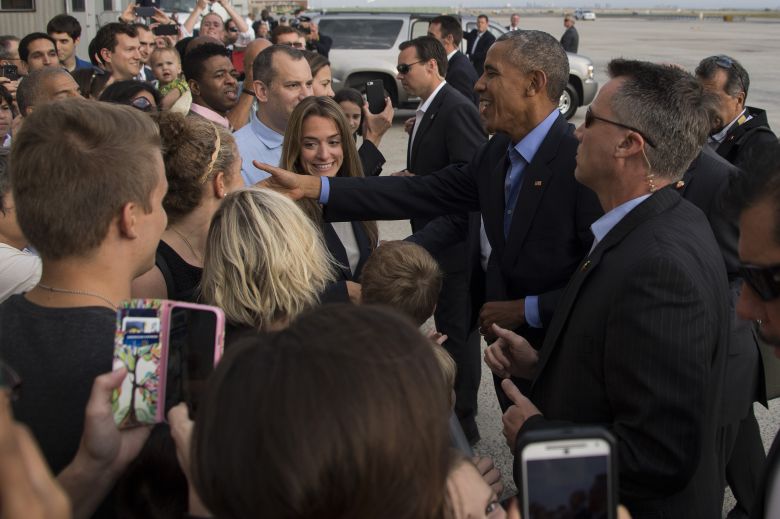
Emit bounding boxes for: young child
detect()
[149,46,190,113]
[334,87,364,139]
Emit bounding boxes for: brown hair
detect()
[154,111,236,224]
[192,304,453,519]
[10,98,160,260]
[361,241,442,326]
[281,96,378,248]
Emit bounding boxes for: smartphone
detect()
[135,6,156,17]
[153,24,179,36]
[515,427,618,519]
[0,64,19,81]
[111,299,225,428]
[365,80,385,114]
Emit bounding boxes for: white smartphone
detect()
[517,428,617,519]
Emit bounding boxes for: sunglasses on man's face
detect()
[740,264,780,301]
[712,55,746,95]
[396,60,422,74]
[584,107,657,148]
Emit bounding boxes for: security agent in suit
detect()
[486,60,730,518]
[677,146,767,519]
[394,36,486,441]
[696,55,777,169]
[255,30,602,400]
[727,142,780,519]
[428,15,479,105]
[560,15,579,53]
[463,14,496,77]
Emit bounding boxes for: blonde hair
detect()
[200,188,335,331]
[361,241,442,326]
[280,96,378,248]
[431,342,456,408]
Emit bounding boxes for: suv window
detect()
[410,19,429,39]
[319,19,404,49]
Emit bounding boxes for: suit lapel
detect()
[501,115,568,269]
[531,189,681,387]
[351,221,372,279]
[409,85,447,169]
[484,137,511,251]
[323,223,353,280]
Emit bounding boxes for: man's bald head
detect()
[243,38,272,81]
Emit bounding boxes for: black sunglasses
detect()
[0,360,22,401]
[585,107,657,148]
[740,264,780,302]
[396,60,422,74]
[712,55,746,95]
[130,96,156,113]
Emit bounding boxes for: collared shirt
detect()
[446,49,457,61]
[709,108,749,146]
[588,194,651,255]
[477,109,560,329]
[470,30,485,55]
[74,56,92,71]
[189,103,231,129]
[409,80,447,160]
[234,111,284,185]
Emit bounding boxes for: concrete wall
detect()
[0,1,68,39]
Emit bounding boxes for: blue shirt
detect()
[234,111,284,185]
[588,194,651,254]
[74,56,92,71]
[507,109,560,329]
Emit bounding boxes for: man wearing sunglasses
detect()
[394,35,485,444]
[696,55,776,169]
[728,142,780,519]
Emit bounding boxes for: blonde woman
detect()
[132,112,244,301]
[280,96,378,303]
[200,188,334,342]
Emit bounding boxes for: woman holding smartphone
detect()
[280,96,378,303]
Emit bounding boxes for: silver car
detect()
[314,12,598,119]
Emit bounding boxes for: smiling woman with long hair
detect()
[280,96,378,303]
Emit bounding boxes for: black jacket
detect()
[463,29,495,77]
[715,106,777,168]
[446,50,479,105]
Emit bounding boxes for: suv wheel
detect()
[558,84,580,120]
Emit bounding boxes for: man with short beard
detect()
[182,43,238,129]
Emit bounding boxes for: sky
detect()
[311,0,779,9]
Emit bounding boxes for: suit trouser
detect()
[725,406,766,514]
[434,267,481,433]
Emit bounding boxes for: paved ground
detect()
[370,15,779,516]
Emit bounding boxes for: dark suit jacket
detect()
[751,428,780,518]
[715,106,777,169]
[560,26,579,53]
[407,83,485,272]
[520,189,729,518]
[325,113,602,349]
[320,221,372,303]
[678,147,766,422]
[464,29,495,77]
[446,51,479,104]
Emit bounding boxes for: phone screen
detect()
[164,307,220,416]
[522,440,612,519]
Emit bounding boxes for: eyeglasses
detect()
[282,41,305,49]
[740,264,780,301]
[712,55,746,96]
[585,107,657,148]
[130,96,155,112]
[0,360,22,402]
[396,61,422,74]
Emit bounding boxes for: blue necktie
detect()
[504,147,526,238]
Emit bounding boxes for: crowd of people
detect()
[1,2,780,519]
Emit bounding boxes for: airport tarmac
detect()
[369,15,779,515]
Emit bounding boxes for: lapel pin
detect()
[581,260,591,272]
[534,180,543,187]
[675,180,685,189]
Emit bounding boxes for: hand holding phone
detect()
[135,6,156,17]
[111,300,225,428]
[153,24,179,36]
[0,65,20,81]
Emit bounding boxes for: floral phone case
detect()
[111,299,168,428]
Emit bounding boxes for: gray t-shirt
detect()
[0,295,115,473]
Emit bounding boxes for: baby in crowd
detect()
[149,46,190,113]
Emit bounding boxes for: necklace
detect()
[37,283,117,308]
[170,227,202,262]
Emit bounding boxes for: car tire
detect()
[559,84,579,120]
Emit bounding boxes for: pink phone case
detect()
[111,299,225,428]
